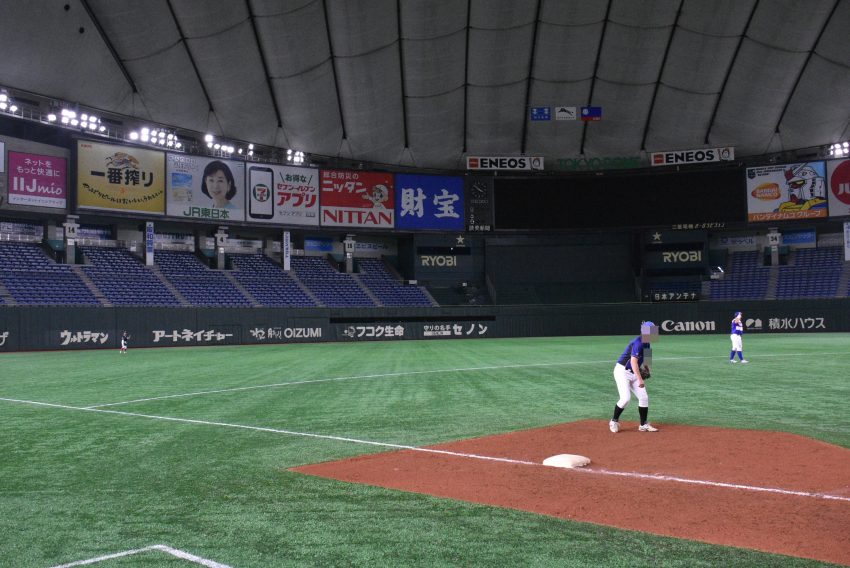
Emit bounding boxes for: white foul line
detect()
[83,351,850,409]
[3,396,849,505]
[50,544,232,568]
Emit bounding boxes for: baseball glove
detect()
[641,367,651,379]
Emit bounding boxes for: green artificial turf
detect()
[1,334,847,567]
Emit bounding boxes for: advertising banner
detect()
[7,151,67,208]
[282,230,291,271]
[782,229,816,245]
[467,156,543,171]
[320,169,394,228]
[650,147,734,167]
[845,222,850,261]
[395,174,464,231]
[0,140,4,172]
[827,159,850,218]
[304,237,334,252]
[166,154,245,221]
[745,161,828,222]
[246,164,319,226]
[77,141,165,214]
[465,176,494,232]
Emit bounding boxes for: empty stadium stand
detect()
[229,254,317,308]
[155,250,252,307]
[708,250,771,301]
[79,246,181,307]
[0,242,101,306]
[290,256,375,307]
[775,247,844,299]
[356,258,436,307]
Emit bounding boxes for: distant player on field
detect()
[730,311,748,363]
[609,321,659,433]
[120,330,130,355]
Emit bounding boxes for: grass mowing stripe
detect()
[4,395,849,505]
[83,350,850,409]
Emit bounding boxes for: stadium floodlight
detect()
[60,116,69,124]
[47,113,57,122]
[70,118,79,126]
[175,142,182,149]
[213,143,221,150]
[98,125,106,133]
[248,143,254,150]
[0,102,7,111]
[0,93,7,102]
[129,131,139,140]
[204,134,214,143]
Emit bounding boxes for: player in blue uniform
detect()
[609,321,659,433]
[730,311,748,363]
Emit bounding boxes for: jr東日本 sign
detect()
[466,156,544,171]
[77,141,165,214]
[745,161,828,222]
[166,154,245,221]
[7,151,67,208]
[320,169,394,228]
[650,147,735,167]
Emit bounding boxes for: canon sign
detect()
[661,320,716,332]
[662,250,702,263]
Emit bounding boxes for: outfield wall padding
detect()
[0,299,846,351]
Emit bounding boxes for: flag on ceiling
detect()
[580,106,602,121]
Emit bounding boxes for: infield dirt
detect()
[293,420,850,566]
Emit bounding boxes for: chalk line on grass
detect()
[50,544,232,568]
[3,395,849,505]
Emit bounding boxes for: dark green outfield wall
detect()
[0,300,845,351]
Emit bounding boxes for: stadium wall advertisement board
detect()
[7,151,67,208]
[1,301,849,352]
[246,164,319,226]
[166,154,245,221]
[745,161,828,222]
[394,174,464,231]
[320,169,394,228]
[77,141,165,214]
[827,159,850,217]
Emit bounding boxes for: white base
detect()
[542,454,591,469]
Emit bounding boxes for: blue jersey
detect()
[617,336,645,368]
[731,320,743,335]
